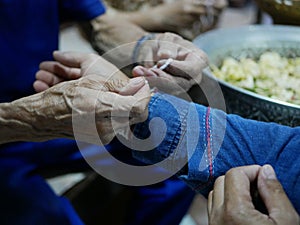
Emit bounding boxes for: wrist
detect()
[132,33,156,65]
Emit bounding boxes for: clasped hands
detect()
[208,165,300,225]
[132,32,208,95]
[33,52,150,145]
[33,33,208,144]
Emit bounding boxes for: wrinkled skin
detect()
[0,53,150,145]
[208,165,300,225]
[3,75,150,145]
[38,75,150,145]
[32,52,150,144]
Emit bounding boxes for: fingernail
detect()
[53,50,61,55]
[147,69,158,77]
[262,165,276,180]
[131,77,145,85]
[133,67,144,77]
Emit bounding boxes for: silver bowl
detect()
[255,0,300,25]
[192,25,300,127]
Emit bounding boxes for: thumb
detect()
[118,77,148,96]
[257,165,299,223]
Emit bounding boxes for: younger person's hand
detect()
[34,51,129,92]
[208,165,300,225]
[132,32,208,96]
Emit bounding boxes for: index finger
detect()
[257,165,299,220]
[156,58,204,80]
[157,40,179,60]
[53,51,94,68]
[39,61,81,80]
[156,44,208,74]
[224,165,261,208]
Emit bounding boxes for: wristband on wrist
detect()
[132,33,156,65]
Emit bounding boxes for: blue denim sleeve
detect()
[133,93,300,214]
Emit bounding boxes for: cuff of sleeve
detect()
[132,93,190,168]
[132,93,224,196]
[177,105,211,195]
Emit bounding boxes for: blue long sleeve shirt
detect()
[133,93,300,213]
[0,0,105,103]
[0,1,105,224]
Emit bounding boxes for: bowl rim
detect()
[193,25,300,110]
[193,24,300,42]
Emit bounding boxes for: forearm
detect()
[0,93,52,144]
[115,8,166,32]
[132,93,300,211]
[89,14,147,66]
[0,86,76,145]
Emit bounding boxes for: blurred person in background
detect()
[99,0,227,40]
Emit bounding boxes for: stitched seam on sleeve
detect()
[132,94,160,137]
[156,94,189,159]
[194,107,214,191]
[208,107,214,180]
[137,93,185,160]
[170,107,189,172]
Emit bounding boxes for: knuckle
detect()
[132,102,147,115]
[106,79,127,92]
[163,32,183,41]
[87,53,98,59]
[265,179,285,195]
[226,167,239,177]
[214,175,224,188]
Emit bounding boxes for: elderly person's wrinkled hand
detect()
[132,32,208,96]
[41,75,150,145]
[14,75,150,145]
[208,165,300,225]
[32,51,150,145]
